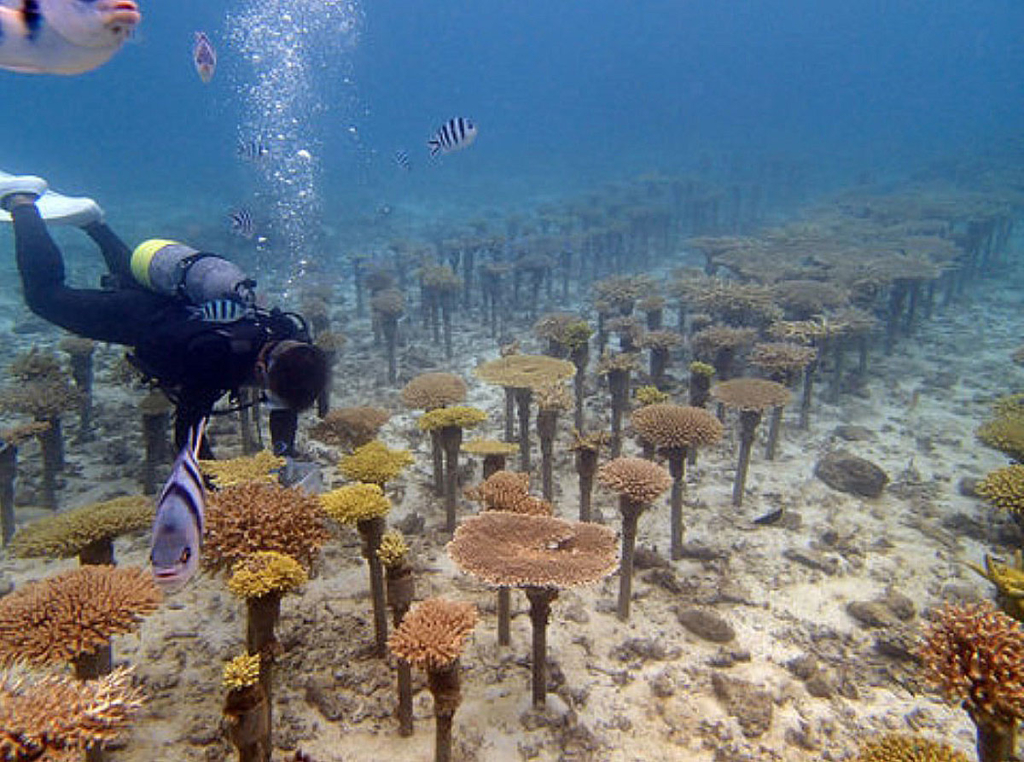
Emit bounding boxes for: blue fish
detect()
[192,30,216,83]
[150,418,207,594]
[0,0,141,75]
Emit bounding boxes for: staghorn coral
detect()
[0,566,161,669]
[388,598,477,671]
[320,482,392,524]
[308,406,391,450]
[339,440,414,486]
[199,450,285,488]
[401,372,467,411]
[0,665,144,761]
[852,734,971,762]
[222,654,262,691]
[920,601,1024,761]
[976,465,1024,514]
[204,481,329,572]
[10,495,152,563]
[227,551,308,599]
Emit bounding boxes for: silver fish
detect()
[428,117,478,157]
[150,417,207,594]
[0,0,141,75]
[192,30,216,83]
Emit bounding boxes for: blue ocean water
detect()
[1,0,1022,284]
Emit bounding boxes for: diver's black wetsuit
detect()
[9,203,304,456]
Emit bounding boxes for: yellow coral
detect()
[635,385,670,406]
[688,360,716,377]
[11,495,153,559]
[976,464,1024,514]
[853,733,970,761]
[418,405,487,432]
[222,653,261,691]
[377,530,409,567]
[321,482,392,523]
[226,551,308,599]
[200,450,285,488]
[339,440,414,485]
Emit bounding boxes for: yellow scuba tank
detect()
[131,239,256,305]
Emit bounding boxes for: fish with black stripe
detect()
[229,207,255,239]
[0,0,140,75]
[189,298,253,324]
[150,417,207,594]
[428,116,478,157]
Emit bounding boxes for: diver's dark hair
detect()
[267,342,328,411]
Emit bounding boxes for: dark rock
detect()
[874,626,922,664]
[643,566,685,594]
[833,425,875,442]
[785,655,818,680]
[611,637,678,662]
[394,512,425,535]
[710,672,773,738]
[846,600,899,628]
[783,547,839,575]
[676,543,726,561]
[708,648,751,668]
[634,545,669,569]
[804,673,833,699]
[881,591,916,622]
[958,477,981,497]
[0,576,13,598]
[814,451,889,498]
[942,512,987,541]
[677,607,735,643]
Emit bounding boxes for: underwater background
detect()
[2,0,1023,280]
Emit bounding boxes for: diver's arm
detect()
[82,220,134,283]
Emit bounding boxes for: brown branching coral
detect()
[0,566,161,671]
[0,665,144,761]
[465,470,551,516]
[308,406,391,450]
[389,597,477,671]
[10,495,152,565]
[920,602,1024,762]
[204,481,330,572]
[401,372,468,411]
[598,457,672,620]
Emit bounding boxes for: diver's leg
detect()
[8,201,167,344]
[269,409,299,457]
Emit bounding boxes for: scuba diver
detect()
[0,172,329,460]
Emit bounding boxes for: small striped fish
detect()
[150,417,207,594]
[238,137,269,162]
[428,117,478,157]
[189,298,252,324]
[229,208,255,239]
[393,149,411,171]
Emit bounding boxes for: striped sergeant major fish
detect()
[393,149,411,172]
[238,137,269,162]
[188,298,253,324]
[0,0,141,75]
[428,116,478,158]
[229,207,255,239]
[150,417,207,594]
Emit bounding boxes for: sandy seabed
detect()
[0,207,1022,762]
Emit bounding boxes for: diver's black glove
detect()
[269,409,299,458]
